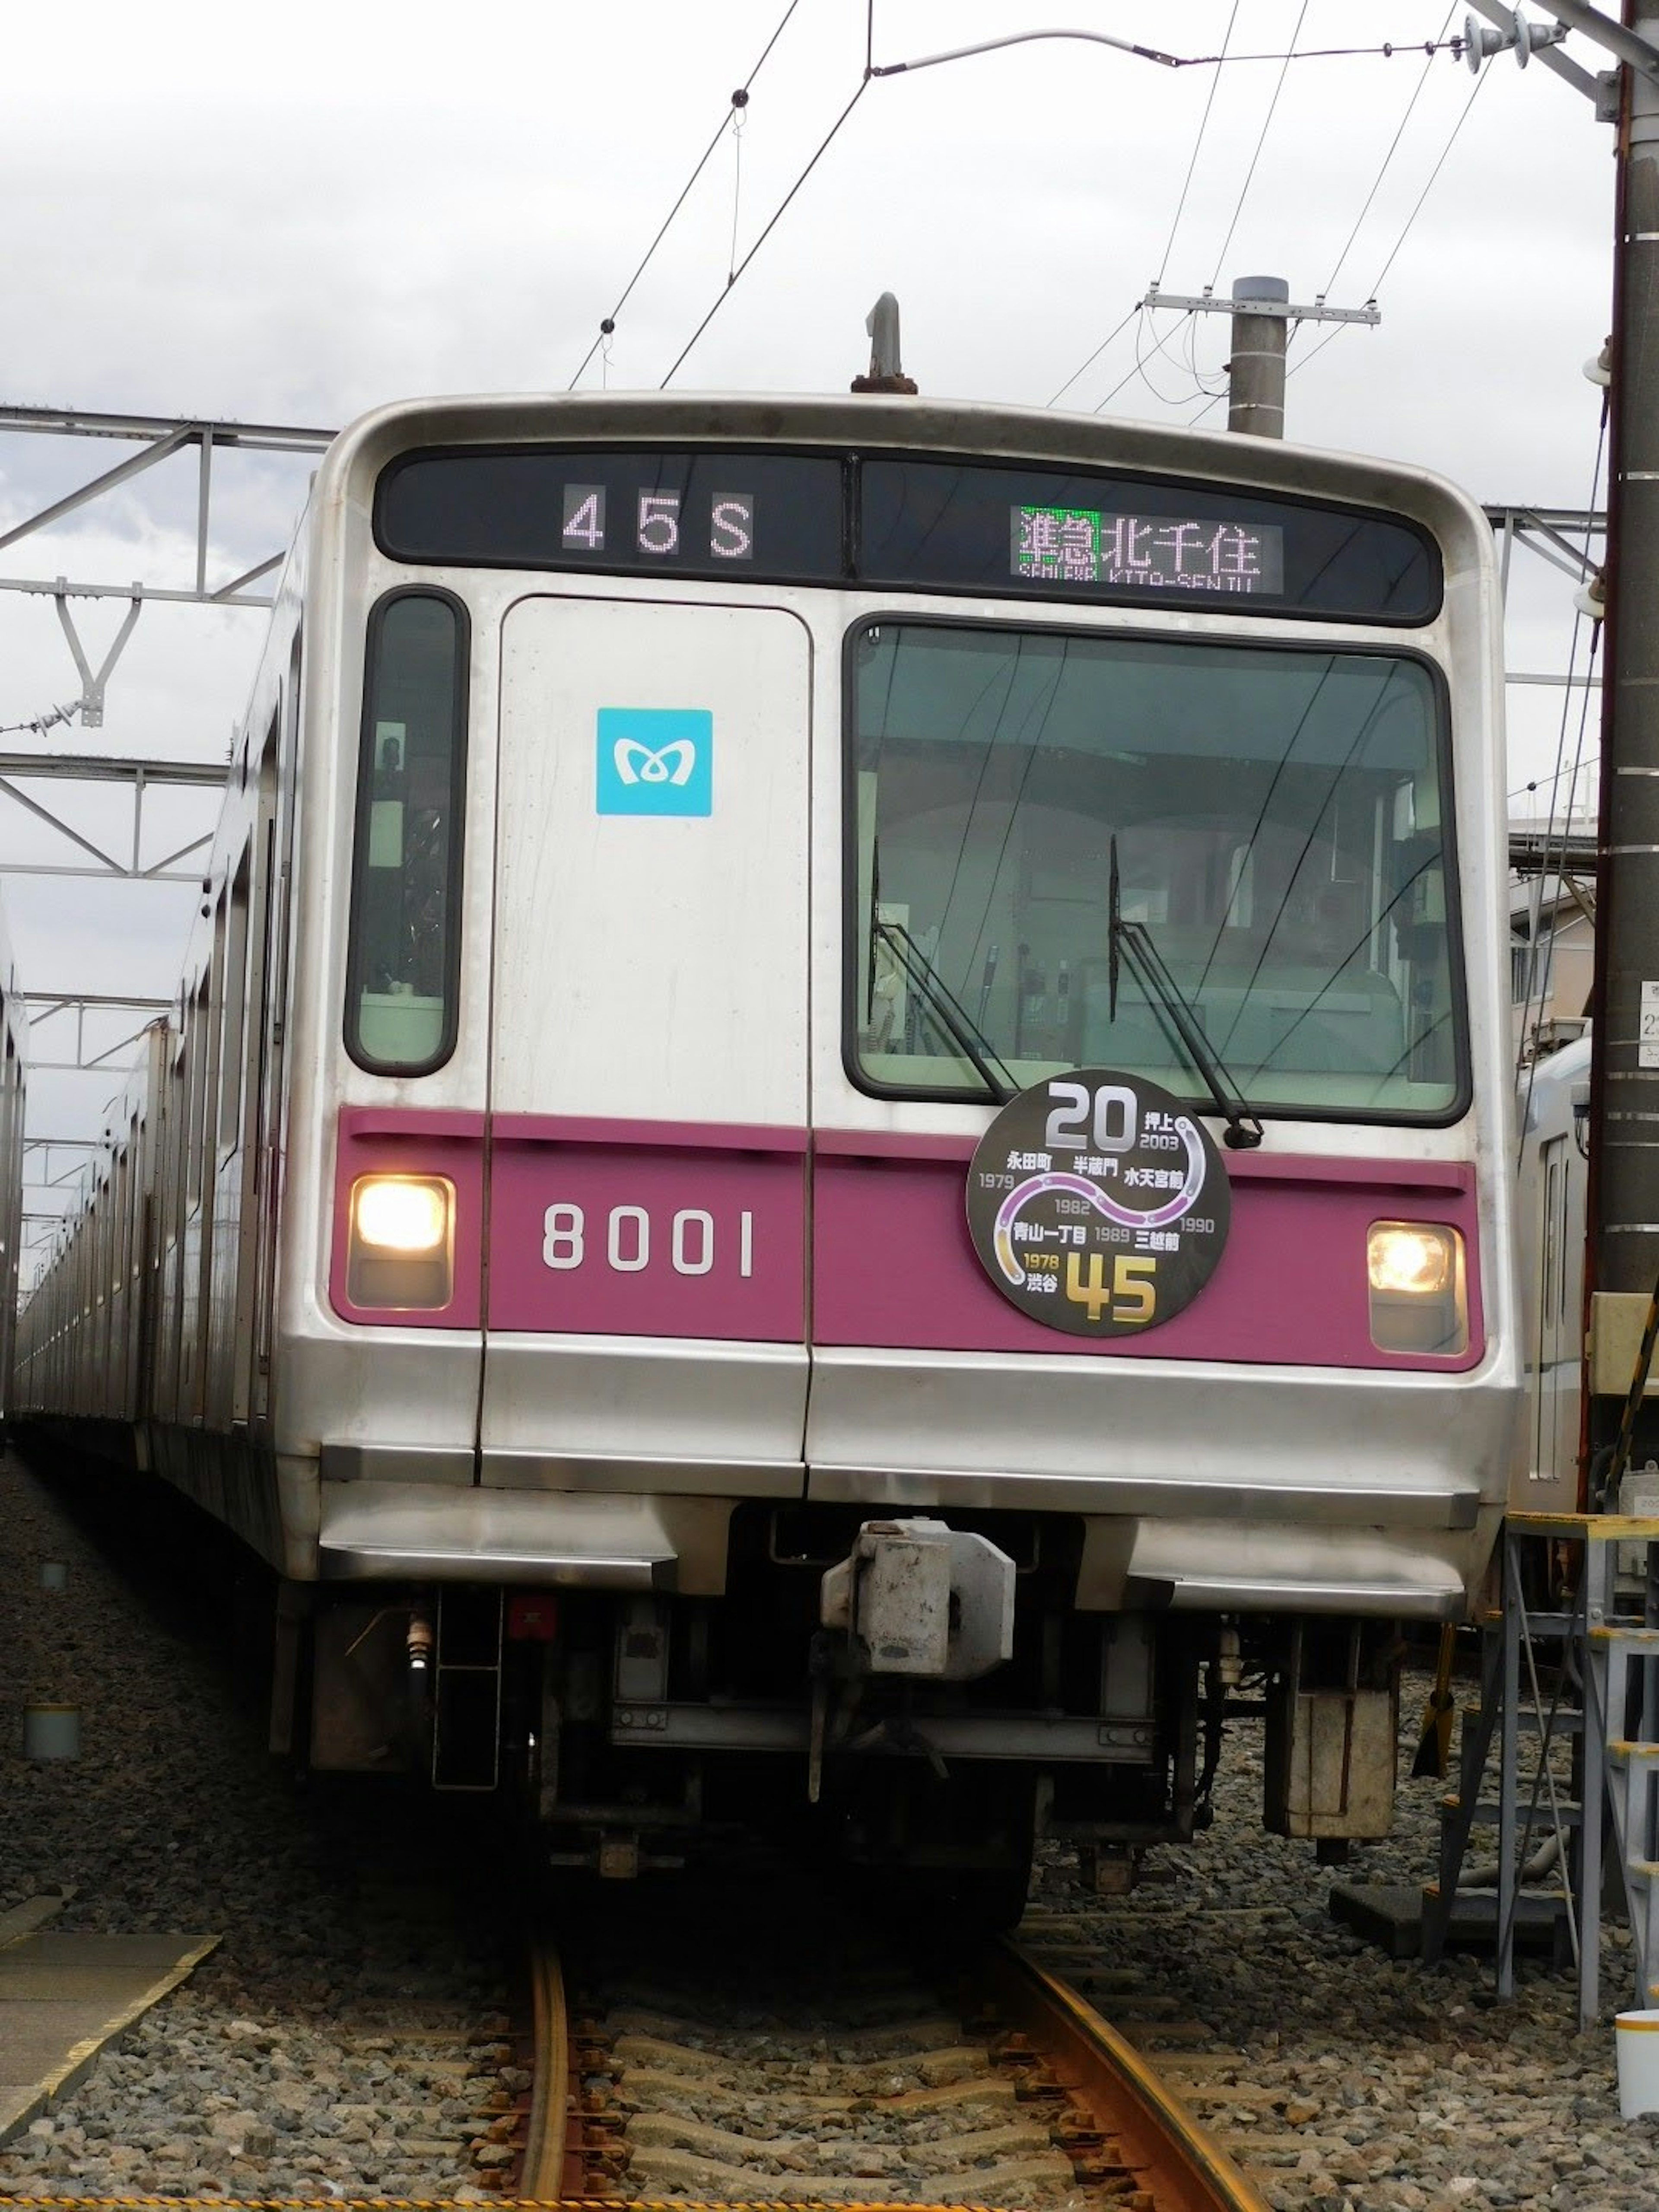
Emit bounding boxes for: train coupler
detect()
[819,1516,1015,1680]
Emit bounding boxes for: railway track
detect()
[502,1884,1272,2212]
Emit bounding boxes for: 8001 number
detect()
[541,1202,755,1278]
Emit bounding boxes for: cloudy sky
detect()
[0,0,1617,1246]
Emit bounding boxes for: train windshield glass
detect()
[849,622,1463,1123]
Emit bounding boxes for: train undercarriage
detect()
[289,1502,1404,1920]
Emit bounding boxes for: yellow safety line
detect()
[0,2199,1017,2209]
[35,1940,222,2113]
[1507,1512,1659,1538]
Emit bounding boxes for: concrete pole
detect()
[1226,275,1289,438]
[1588,10,1659,1484]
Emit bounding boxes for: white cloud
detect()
[0,0,1621,1163]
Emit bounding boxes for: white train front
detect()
[15,393,1522,1911]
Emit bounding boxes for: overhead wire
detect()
[1093,311,1159,412]
[1511,754,1602,804]
[1370,63,1494,296]
[727,100,747,285]
[1051,2,1240,412]
[1189,49,1492,425]
[1049,305,1140,409]
[1182,36,1472,65]
[1137,309,1208,405]
[566,0,807,391]
[1208,2,1309,288]
[1321,6,1456,299]
[1158,0,1241,285]
[659,74,872,387]
[1183,309,1229,397]
[1161,0,1307,416]
[1093,308,1199,413]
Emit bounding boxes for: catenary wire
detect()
[1369,56,1493,294]
[1093,311,1159,411]
[1157,0,1240,284]
[1185,37,1471,65]
[1209,1,1309,288]
[1050,3,1239,408]
[728,107,746,284]
[1093,309,1198,413]
[660,76,872,387]
[566,0,807,390]
[1322,6,1456,298]
[1049,304,1140,409]
[1511,753,1602,803]
[1189,55,1491,425]
[582,15,1481,401]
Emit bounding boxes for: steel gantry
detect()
[0,409,1617,1291]
[0,404,333,610]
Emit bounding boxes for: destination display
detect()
[1010,505,1285,595]
[966,1070,1231,1338]
[860,459,1436,620]
[376,446,1440,621]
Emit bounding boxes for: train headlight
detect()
[347,1174,454,1309]
[1367,1222,1465,1355]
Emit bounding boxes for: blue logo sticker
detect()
[596,708,713,817]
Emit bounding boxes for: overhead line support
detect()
[1149,276,1379,439]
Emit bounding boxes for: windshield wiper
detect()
[874,917,1018,1104]
[1108,835,1265,1150]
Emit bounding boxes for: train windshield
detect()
[849,622,1463,1122]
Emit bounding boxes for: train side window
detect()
[219,850,251,1150]
[187,975,212,1205]
[345,590,469,1074]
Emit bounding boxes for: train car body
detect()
[0,900,26,1404]
[15,393,1522,1903]
[1514,1036,1592,1516]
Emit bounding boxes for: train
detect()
[0,904,26,1398]
[13,388,1524,1917]
[1515,1030,1591,1517]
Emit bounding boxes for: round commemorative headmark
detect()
[966,1070,1231,1337]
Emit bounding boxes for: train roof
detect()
[312,389,1497,563]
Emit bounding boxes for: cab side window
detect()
[345,591,469,1072]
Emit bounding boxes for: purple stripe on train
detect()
[332,1109,1483,1369]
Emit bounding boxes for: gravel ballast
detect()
[1,1440,1656,2209]
[0,1448,509,2200]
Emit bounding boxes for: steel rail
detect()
[984,1936,1272,2212]
[517,1923,1259,2209]
[520,1940,578,2199]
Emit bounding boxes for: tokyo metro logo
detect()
[595,708,713,817]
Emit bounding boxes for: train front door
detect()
[477,594,814,1506]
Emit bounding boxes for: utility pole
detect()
[1583,6,1659,1490]
[1226,275,1291,436]
[1465,2,1659,1493]
[1141,281,1379,441]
